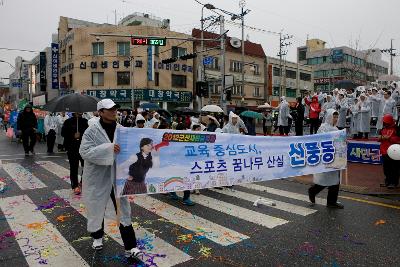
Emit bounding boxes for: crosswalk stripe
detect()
[2,162,46,190]
[240,184,327,205]
[0,195,89,266]
[209,188,317,216]
[54,189,192,267]
[134,195,249,246]
[37,161,71,185]
[180,192,289,228]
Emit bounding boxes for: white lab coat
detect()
[313,109,341,186]
[356,99,371,133]
[79,121,132,232]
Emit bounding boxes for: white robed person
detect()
[335,92,348,130]
[79,99,143,262]
[276,96,292,135]
[56,112,68,151]
[308,109,344,209]
[355,93,371,139]
[349,98,360,138]
[320,94,335,123]
[222,111,248,134]
[376,90,398,131]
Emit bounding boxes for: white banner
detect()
[115,128,347,196]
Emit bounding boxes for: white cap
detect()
[97,99,120,111]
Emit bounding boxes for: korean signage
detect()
[347,141,382,165]
[39,52,47,91]
[87,89,192,103]
[114,129,347,196]
[314,77,344,84]
[51,43,59,89]
[331,49,344,63]
[131,37,166,46]
[147,46,153,81]
[154,61,193,73]
[78,60,143,70]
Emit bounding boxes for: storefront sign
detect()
[147,46,153,81]
[331,49,344,63]
[154,61,193,73]
[347,141,382,164]
[39,52,47,91]
[60,63,74,75]
[51,43,59,89]
[314,77,344,84]
[87,88,192,103]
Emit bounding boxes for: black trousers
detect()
[295,122,303,136]
[67,150,84,189]
[309,118,320,135]
[279,126,289,135]
[383,155,400,186]
[309,184,340,205]
[91,188,137,250]
[357,132,369,139]
[22,130,36,153]
[46,129,56,153]
[183,190,190,201]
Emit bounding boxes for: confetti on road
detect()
[374,219,386,226]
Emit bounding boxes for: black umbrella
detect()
[173,107,199,115]
[43,93,99,113]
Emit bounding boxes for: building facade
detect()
[192,29,266,109]
[58,16,194,110]
[266,56,314,106]
[8,56,32,107]
[119,12,170,29]
[298,39,389,92]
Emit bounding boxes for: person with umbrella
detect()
[17,104,38,156]
[61,112,89,195]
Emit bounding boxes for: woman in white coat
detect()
[277,96,292,135]
[349,98,360,138]
[308,109,344,209]
[335,93,348,130]
[79,99,142,262]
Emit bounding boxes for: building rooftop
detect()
[192,28,266,58]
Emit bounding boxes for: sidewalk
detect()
[291,162,400,195]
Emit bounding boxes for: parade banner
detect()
[115,128,347,196]
[347,141,382,165]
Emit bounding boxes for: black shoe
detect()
[326,202,344,209]
[308,188,315,204]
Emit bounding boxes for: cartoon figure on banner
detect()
[121,138,168,195]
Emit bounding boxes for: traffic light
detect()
[225,88,232,101]
[161,57,177,64]
[180,53,197,60]
[195,81,208,97]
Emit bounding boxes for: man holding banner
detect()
[79,99,142,263]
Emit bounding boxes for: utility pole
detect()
[381,39,397,75]
[239,0,250,107]
[277,32,293,98]
[220,15,226,113]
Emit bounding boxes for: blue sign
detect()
[51,43,59,89]
[87,89,192,103]
[203,56,213,65]
[147,46,153,81]
[331,49,344,63]
[347,141,382,165]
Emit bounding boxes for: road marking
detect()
[134,195,249,246]
[338,196,400,210]
[209,188,317,216]
[0,195,89,266]
[37,161,70,184]
[240,183,327,205]
[54,189,192,266]
[2,162,47,190]
[183,193,289,228]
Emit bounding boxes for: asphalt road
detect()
[0,133,399,267]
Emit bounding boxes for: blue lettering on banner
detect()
[185,146,197,157]
[204,161,215,173]
[51,43,59,89]
[190,161,203,174]
[288,143,306,167]
[216,159,227,172]
[304,142,321,166]
[321,141,335,164]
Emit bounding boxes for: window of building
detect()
[298,49,307,61]
[230,60,243,72]
[92,72,104,86]
[117,72,130,85]
[205,57,219,70]
[155,72,159,86]
[252,64,260,75]
[286,69,297,79]
[117,42,130,56]
[61,50,66,62]
[171,74,186,88]
[300,72,311,81]
[232,85,243,95]
[331,69,340,76]
[273,87,280,96]
[286,88,296,98]
[92,42,104,56]
[253,86,260,97]
[171,46,187,58]
[69,74,73,88]
[68,46,73,60]
[273,67,280,76]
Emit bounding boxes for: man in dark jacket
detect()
[17,104,38,156]
[292,97,305,136]
[61,113,88,195]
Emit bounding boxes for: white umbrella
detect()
[257,102,272,109]
[201,105,224,113]
[207,115,220,127]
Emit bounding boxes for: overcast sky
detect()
[1,0,399,82]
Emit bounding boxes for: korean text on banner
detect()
[115,129,347,196]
